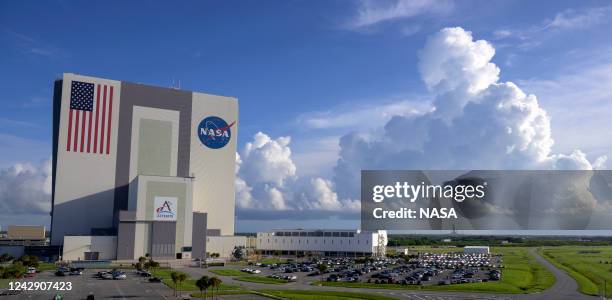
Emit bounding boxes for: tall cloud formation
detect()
[0,159,52,217]
[334,27,606,200]
[235,132,359,214]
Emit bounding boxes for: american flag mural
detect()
[66,80,114,154]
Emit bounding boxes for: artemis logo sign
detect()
[197,116,235,149]
[154,197,177,221]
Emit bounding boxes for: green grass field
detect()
[541,246,612,297]
[235,275,289,284]
[324,247,554,294]
[259,290,399,300]
[209,268,245,276]
[191,289,400,299]
[37,262,57,271]
[151,268,243,292]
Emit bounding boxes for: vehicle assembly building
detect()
[51,73,240,261]
[256,229,388,257]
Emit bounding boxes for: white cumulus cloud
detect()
[235,132,359,214]
[334,27,606,200]
[0,159,52,218]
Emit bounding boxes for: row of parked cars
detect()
[55,267,83,276]
[95,269,127,280]
[409,252,502,269]
[240,268,261,274]
[267,274,297,281]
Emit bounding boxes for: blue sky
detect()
[1,0,612,232]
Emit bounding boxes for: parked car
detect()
[149,277,162,283]
[113,272,127,280]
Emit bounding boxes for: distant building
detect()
[442,238,452,243]
[256,229,387,257]
[7,225,45,240]
[463,246,490,254]
[0,226,46,247]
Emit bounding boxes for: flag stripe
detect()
[66,109,73,151]
[93,84,101,153]
[106,86,113,155]
[100,85,107,154]
[87,109,93,153]
[80,109,86,152]
[73,109,80,151]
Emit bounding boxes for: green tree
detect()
[232,246,245,260]
[209,277,222,299]
[316,263,328,285]
[170,271,180,296]
[195,275,210,298]
[16,255,39,268]
[177,272,187,296]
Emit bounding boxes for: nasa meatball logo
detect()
[198,116,235,149]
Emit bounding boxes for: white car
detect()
[251,269,261,274]
[113,272,127,280]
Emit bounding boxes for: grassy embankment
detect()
[323,247,554,294]
[209,267,289,284]
[540,246,612,297]
[209,268,245,276]
[257,290,400,300]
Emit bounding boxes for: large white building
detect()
[51,73,240,261]
[256,229,387,257]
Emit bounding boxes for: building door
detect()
[84,252,99,260]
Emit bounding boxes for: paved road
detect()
[180,248,601,300]
[0,269,174,300]
[519,248,598,300]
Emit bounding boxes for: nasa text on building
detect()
[51,73,241,260]
[256,229,387,257]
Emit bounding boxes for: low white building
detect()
[256,229,387,257]
[63,236,117,261]
[206,235,247,258]
[463,246,490,254]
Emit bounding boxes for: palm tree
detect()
[196,275,210,298]
[170,271,179,296]
[177,272,187,296]
[209,277,222,299]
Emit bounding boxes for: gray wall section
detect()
[151,221,177,258]
[192,213,207,260]
[117,222,136,260]
[114,82,192,223]
[137,119,172,176]
[112,211,137,260]
[50,79,62,242]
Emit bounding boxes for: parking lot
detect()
[0,268,173,299]
[238,251,503,287]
